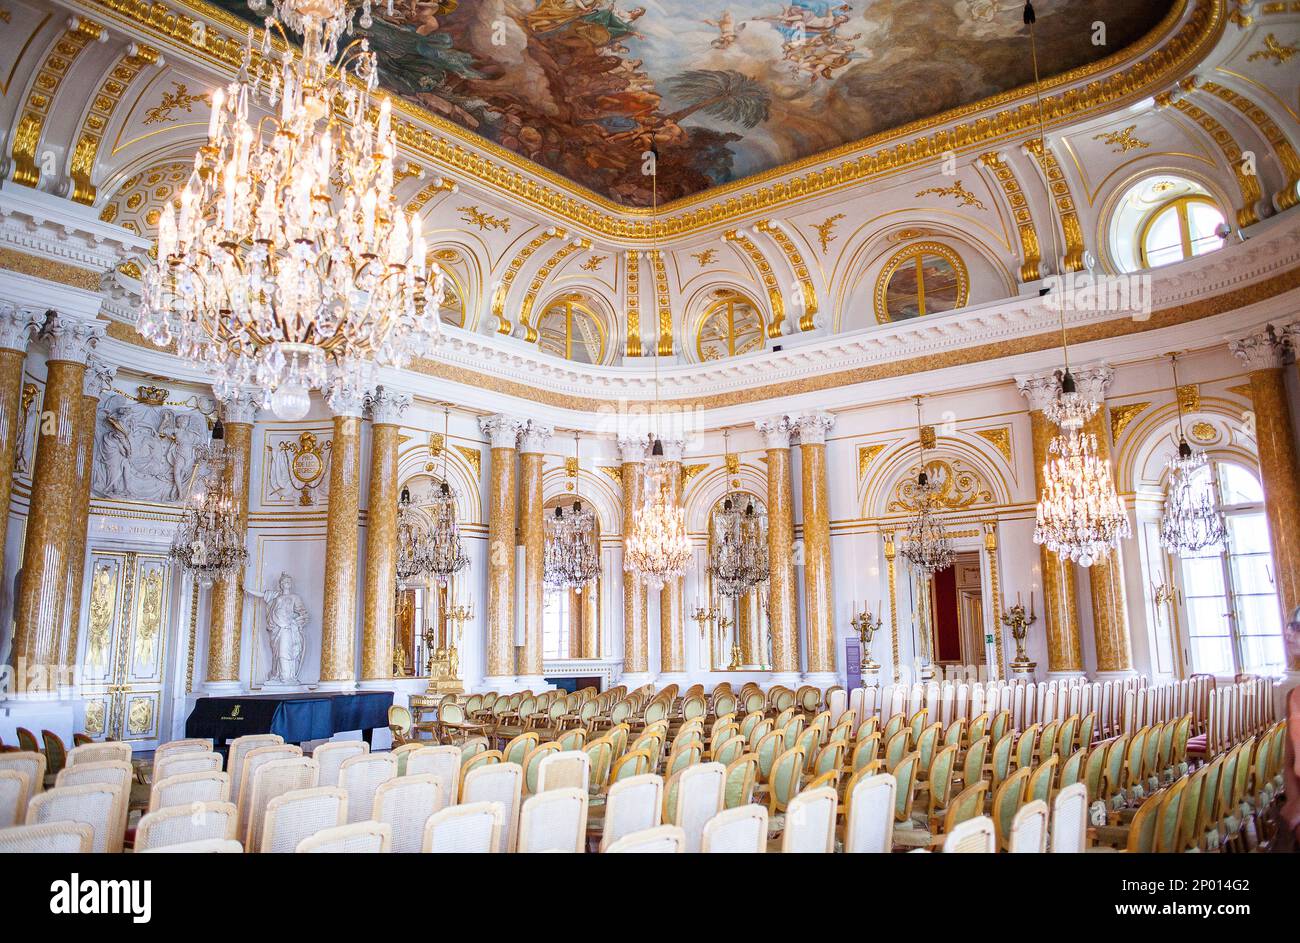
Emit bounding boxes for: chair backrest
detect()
[598,773,663,852]
[990,732,1014,787]
[844,771,895,853]
[885,729,909,772]
[295,821,392,853]
[152,738,213,766]
[992,766,1030,850]
[0,752,46,798]
[55,760,133,848]
[605,824,686,853]
[0,770,31,829]
[1008,798,1048,853]
[149,771,231,813]
[522,742,561,794]
[405,745,461,799]
[372,773,448,854]
[261,787,347,853]
[780,785,837,853]
[312,740,370,787]
[766,747,804,815]
[941,815,996,853]
[237,745,302,830]
[517,787,588,853]
[462,762,523,853]
[943,781,989,833]
[245,756,319,850]
[139,838,244,853]
[723,754,759,809]
[701,804,768,853]
[502,732,539,766]
[134,800,238,851]
[68,741,132,767]
[154,750,224,784]
[0,821,93,853]
[228,734,286,808]
[338,752,397,824]
[538,750,590,794]
[668,761,726,854]
[1050,782,1088,853]
[891,753,920,823]
[421,801,503,853]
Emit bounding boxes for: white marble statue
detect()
[246,572,309,687]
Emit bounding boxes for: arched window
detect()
[1109,176,1227,272]
[435,269,466,329]
[874,242,968,323]
[1177,461,1284,676]
[696,291,765,362]
[537,295,606,364]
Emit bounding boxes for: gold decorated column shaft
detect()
[618,438,649,677]
[481,416,523,681]
[205,391,257,688]
[1234,332,1300,670]
[1019,371,1084,676]
[1082,399,1134,674]
[796,412,836,676]
[61,356,115,676]
[0,307,38,637]
[518,421,551,680]
[757,417,799,676]
[318,390,365,687]
[659,439,686,675]
[360,387,409,682]
[12,316,102,690]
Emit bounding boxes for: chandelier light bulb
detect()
[625,437,692,590]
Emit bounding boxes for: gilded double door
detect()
[80,550,172,746]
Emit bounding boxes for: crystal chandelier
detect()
[138,0,444,420]
[396,486,434,586]
[544,434,600,593]
[170,420,249,584]
[1160,353,1225,554]
[707,431,769,596]
[624,152,692,590]
[425,405,471,585]
[900,397,955,575]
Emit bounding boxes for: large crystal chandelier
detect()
[544,434,600,592]
[1159,353,1225,554]
[708,432,769,596]
[170,420,249,584]
[624,151,692,590]
[396,486,434,586]
[900,398,955,575]
[425,406,470,585]
[138,0,443,420]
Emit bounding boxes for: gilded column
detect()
[204,389,258,693]
[757,416,801,685]
[0,306,39,636]
[11,315,102,694]
[618,437,653,686]
[795,412,837,683]
[60,355,116,688]
[1233,330,1300,679]
[359,386,409,685]
[480,416,524,688]
[658,438,687,682]
[1017,371,1084,679]
[517,420,551,689]
[1076,365,1135,677]
[317,387,365,690]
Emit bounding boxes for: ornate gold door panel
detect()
[80,551,171,744]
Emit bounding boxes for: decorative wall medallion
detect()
[887,459,992,512]
[857,444,886,481]
[691,248,718,266]
[919,425,937,450]
[1176,383,1201,413]
[126,697,153,735]
[1191,421,1217,443]
[1108,402,1150,442]
[428,432,444,458]
[724,452,740,475]
[269,431,332,506]
[134,384,168,406]
[973,427,1013,463]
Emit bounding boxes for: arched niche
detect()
[532,289,617,365]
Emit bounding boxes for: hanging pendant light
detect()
[396,485,434,586]
[426,404,471,585]
[625,148,692,590]
[900,397,955,575]
[544,433,600,592]
[170,419,249,584]
[708,430,769,596]
[1024,0,1130,567]
[1159,353,1226,554]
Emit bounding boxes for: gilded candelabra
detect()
[1001,594,1037,672]
[424,600,471,694]
[852,608,883,670]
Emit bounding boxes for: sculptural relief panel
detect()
[92,393,213,502]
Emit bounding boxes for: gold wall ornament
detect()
[493,227,565,335]
[10,17,106,189]
[919,425,937,450]
[650,250,674,356]
[141,79,209,124]
[1109,402,1150,441]
[973,426,1013,463]
[519,237,591,342]
[134,385,167,406]
[134,568,163,669]
[404,176,457,214]
[1248,32,1298,63]
[453,444,481,476]
[580,254,606,271]
[809,214,845,254]
[883,530,900,682]
[724,452,741,476]
[598,465,622,484]
[681,462,709,486]
[70,43,163,205]
[393,161,423,184]
[0,247,101,291]
[84,699,106,737]
[887,459,993,513]
[1177,382,1201,413]
[1191,420,1218,442]
[272,431,332,506]
[86,561,117,671]
[857,443,886,481]
[428,431,444,458]
[1022,138,1086,272]
[1198,80,1300,211]
[691,248,718,266]
[625,250,643,357]
[1225,382,1253,400]
[755,220,817,331]
[1092,124,1151,153]
[914,179,987,210]
[563,454,579,477]
[458,205,510,232]
[126,697,153,735]
[979,152,1042,282]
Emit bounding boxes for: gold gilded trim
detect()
[0,247,102,290]
[756,220,817,332]
[980,152,1042,282]
[492,227,564,336]
[722,230,785,338]
[1109,401,1151,441]
[1199,80,1300,210]
[973,427,1013,464]
[453,444,481,476]
[520,237,590,343]
[1023,138,1086,273]
[650,250,673,356]
[625,250,642,357]
[70,43,162,205]
[403,176,456,215]
[857,444,886,481]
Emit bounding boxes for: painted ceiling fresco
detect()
[211,0,1175,205]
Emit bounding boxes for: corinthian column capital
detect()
[792,411,835,445]
[519,420,553,454]
[324,383,366,418]
[365,385,411,425]
[0,304,42,353]
[41,314,104,364]
[755,416,792,449]
[218,387,261,425]
[617,435,648,464]
[479,415,525,450]
[657,438,686,462]
[1230,329,1284,372]
[1071,362,1115,403]
[1015,370,1062,412]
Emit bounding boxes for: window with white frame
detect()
[1177,461,1284,676]
[543,590,571,660]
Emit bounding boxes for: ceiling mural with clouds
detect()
[209,0,1175,206]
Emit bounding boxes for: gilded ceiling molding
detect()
[0,246,102,291]
[1108,402,1150,441]
[857,444,886,482]
[755,220,817,331]
[649,249,672,356]
[519,236,591,343]
[624,250,642,358]
[978,152,1042,283]
[972,427,1013,464]
[491,227,565,337]
[1156,79,1264,227]
[1198,80,1300,211]
[1022,138,1086,274]
[10,17,107,189]
[69,42,163,205]
[403,175,456,216]
[452,445,480,476]
[68,0,1223,239]
[721,230,786,338]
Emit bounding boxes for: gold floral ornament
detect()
[810,214,845,253]
[914,180,986,211]
[887,459,993,513]
[1092,124,1150,153]
[458,204,511,232]
[1248,33,1298,65]
[142,81,211,125]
